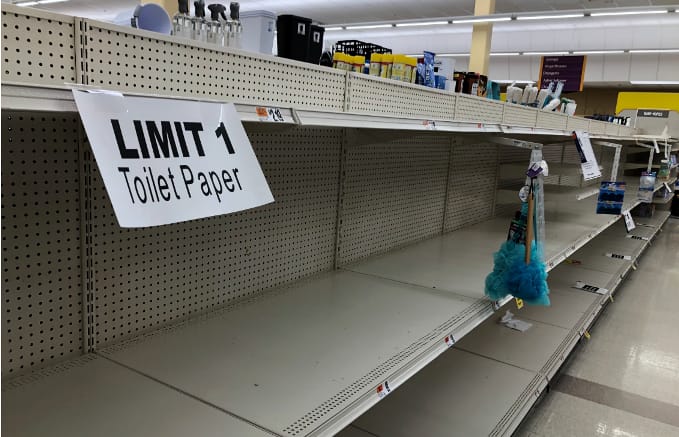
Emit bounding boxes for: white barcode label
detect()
[623,211,636,232]
[376,381,392,399]
[444,334,456,347]
[422,120,437,130]
[626,235,650,241]
[256,106,286,123]
[573,281,608,295]
[606,253,632,261]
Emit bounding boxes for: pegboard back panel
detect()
[89,126,342,346]
[537,111,568,131]
[444,142,500,232]
[455,94,505,124]
[1,4,78,86]
[1,111,83,377]
[345,73,456,119]
[83,20,346,111]
[337,135,450,265]
[502,104,538,128]
[567,116,591,133]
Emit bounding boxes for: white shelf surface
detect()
[0,82,640,141]
[100,271,483,437]
[339,210,670,437]
[348,349,539,437]
[1,355,274,437]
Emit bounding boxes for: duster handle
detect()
[525,183,535,265]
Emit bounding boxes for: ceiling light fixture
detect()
[523,51,570,56]
[324,27,343,31]
[590,10,668,17]
[16,0,67,4]
[629,49,679,53]
[452,17,512,24]
[573,50,626,54]
[437,53,470,57]
[517,13,584,20]
[629,80,679,85]
[395,21,449,27]
[345,24,393,30]
[490,52,521,56]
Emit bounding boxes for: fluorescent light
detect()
[573,50,625,54]
[490,52,521,56]
[629,49,679,53]
[590,10,668,17]
[517,13,584,20]
[524,51,570,55]
[395,21,448,27]
[345,24,393,30]
[630,80,679,85]
[16,1,40,5]
[324,27,343,31]
[438,53,470,57]
[452,17,512,24]
[36,0,69,3]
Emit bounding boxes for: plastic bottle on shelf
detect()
[228,2,242,49]
[369,53,382,76]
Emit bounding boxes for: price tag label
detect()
[444,334,456,347]
[376,381,392,399]
[626,235,650,241]
[515,298,524,310]
[606,253,632,261]
[422,120,437,130]
[256,106,286,123]
[573,281,608,295]
[623,210,636,232]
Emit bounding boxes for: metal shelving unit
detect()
[1,4,671,437]
[340,211,670,437]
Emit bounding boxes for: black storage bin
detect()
[307,24,325,64]
[277,14,312,62]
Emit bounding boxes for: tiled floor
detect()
[515,218,679,437]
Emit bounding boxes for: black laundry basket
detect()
[277,14,312,62]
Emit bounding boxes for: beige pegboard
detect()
[445,142,500,232]
[588,120,608,135]
[83,20,346,111]
[1,111,83,376]
[537,111,568,131]
[567,116,590,133]
[345,73,456,119]
[88,126,342,346]
[1,4,77,86]
[455,94,505,124]
[605,122,621,137]
[502,104,538,128]
[337,135,451,266]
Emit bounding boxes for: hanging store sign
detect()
[539,55,586,92]
[573,131,602,181]
[73,90,274,228]
[636,109,669,118]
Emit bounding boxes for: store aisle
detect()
[514,218,679,437]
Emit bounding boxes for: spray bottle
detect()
[207,3,227,46]
[192,0,207,42]
[173,0,191,38]
[229,2,242,49]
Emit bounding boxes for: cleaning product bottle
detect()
[173,0,191,38]
[369,53,382,76]
[228,2,242,49]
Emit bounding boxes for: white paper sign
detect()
[73,90,274,227]
[623,210,636,232]
[626,234,650,241]
[574,131,602,181]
